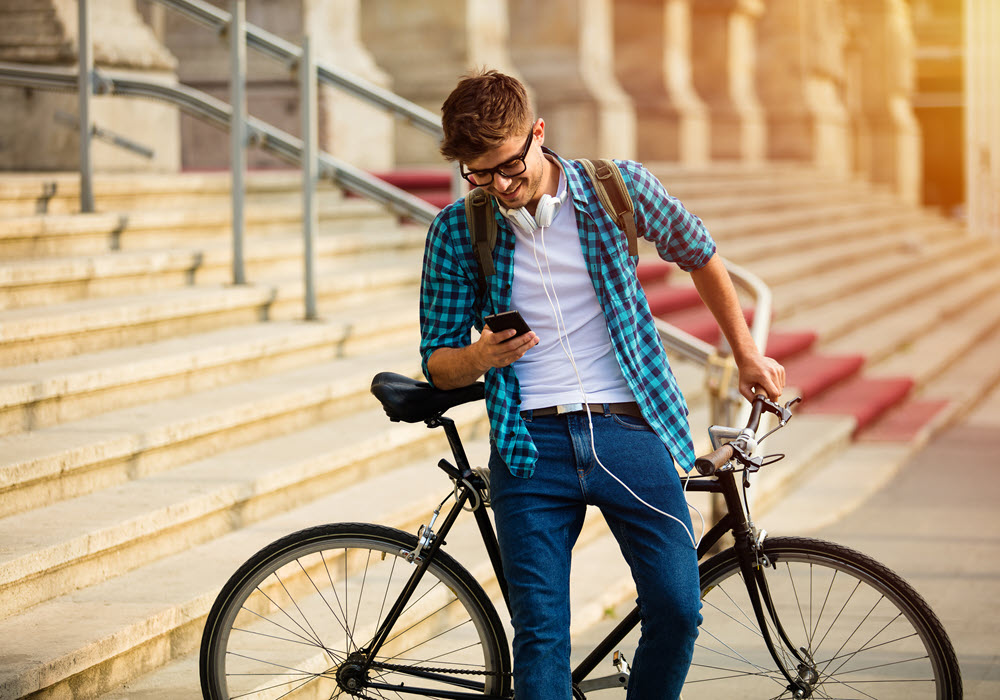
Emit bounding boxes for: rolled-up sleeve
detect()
[419,206,477,386]
[623,161,716,272]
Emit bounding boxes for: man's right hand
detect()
[477,327,539,370]
[426,328,539,390]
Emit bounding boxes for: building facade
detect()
[1,0,992,216]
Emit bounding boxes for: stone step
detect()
[0,249,422,366]
[0,290,417,436]
[0,433,490,699]
[823,263,1000,365]
[780,240,1000,340]
[676,184,892,220]
[0,399,488,620]
[749,219,955,287]
[0,225,423,309]
[867,285,1000,388]
[905,321,1000,436]
[0,170,345,218]
[649,163,865,193]
[718,209,946,266]
[704,197,914,242]
[0,197,392,258]
[772,236,981,323]
[0,344,421,520]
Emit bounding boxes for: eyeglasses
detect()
[459,126,535,185]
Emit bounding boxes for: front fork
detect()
[720,471,817,698]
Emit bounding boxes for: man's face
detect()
[462,119,545,212]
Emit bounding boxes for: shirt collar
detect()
[542,146,589,207]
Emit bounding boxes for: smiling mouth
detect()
[496,183,521,200]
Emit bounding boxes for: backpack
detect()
[463,158,639,298]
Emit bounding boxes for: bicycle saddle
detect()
[370,372,485,423]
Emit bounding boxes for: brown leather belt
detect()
[522,402,644,419]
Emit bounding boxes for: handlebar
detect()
[694,394,800,476]
[694,443,736,476]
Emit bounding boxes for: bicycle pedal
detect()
[613,650,631,675]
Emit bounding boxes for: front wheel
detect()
[688,536,962,699]
[200,522,512,699]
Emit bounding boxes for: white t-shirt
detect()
[510,170,635,411]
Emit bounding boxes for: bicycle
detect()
[199,371,963,699]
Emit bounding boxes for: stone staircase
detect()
[0,165,998,699]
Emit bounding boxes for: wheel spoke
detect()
[681,537,957,700]
[202,526,509,699]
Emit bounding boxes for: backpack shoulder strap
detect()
[464,187,497,294]
[578,158,638,257]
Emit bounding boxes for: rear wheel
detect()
[200,522,511,699]
[687,536,962,699]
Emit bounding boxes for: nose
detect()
[493,173,514,192]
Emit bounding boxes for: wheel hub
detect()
[336,653,370,693]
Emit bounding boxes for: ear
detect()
[534,118,545,146]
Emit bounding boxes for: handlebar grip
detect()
[694,444,735,476]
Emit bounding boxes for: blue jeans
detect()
[489,411,702,700]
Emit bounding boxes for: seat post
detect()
[429,416,473,476]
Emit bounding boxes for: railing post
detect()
[300,34,318,320]
[77,0,95,213]
[229,0,247,285]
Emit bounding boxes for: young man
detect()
[419,70,785,700]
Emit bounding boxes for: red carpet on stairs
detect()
[799,375,915,435]
[857,398,952,442]
[637,274,935,442]
[782,352,865,399]
[764,330,817,361]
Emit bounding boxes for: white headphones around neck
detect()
[499,188,568,232]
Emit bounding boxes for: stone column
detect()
[965,0,1000,240]
[509,0,636,160]
[756,0,850,174]
[0,0,181,173]
[843,0,922,203]
[690,0,766,162]
[361,0,525,166]
[163,0,393,171]
[612,0,709,166]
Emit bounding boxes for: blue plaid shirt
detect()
[419,150,716,477]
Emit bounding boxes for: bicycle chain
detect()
[337,661,511,699]
[372,660,510,677]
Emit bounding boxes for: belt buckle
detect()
[554,403,585,415]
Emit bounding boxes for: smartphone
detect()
[484,310,532,339]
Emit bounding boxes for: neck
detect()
[527,153,562,215]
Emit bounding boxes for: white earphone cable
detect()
[526,220,705,550]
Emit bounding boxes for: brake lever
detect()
[780,397,802,425]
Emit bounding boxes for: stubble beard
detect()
[493,157,544,213]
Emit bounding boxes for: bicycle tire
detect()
[688,536,962,699]
[200,522,512,699]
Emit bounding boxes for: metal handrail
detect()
[151,0,465,208]
[654,260,773,427]
[0,61,440,224]
[148,0,443,138]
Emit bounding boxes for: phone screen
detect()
[484,310,532,338]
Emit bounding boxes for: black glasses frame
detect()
[459,127,535,185]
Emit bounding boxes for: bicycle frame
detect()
[361,415,809,698]
[571,470,807,695]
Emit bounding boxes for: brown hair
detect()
[439,69,533,163]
